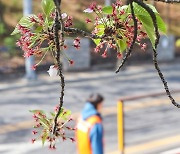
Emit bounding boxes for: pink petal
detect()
[83,8,93,13]
[61,13,67,19]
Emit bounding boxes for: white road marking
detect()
[0,141,45,154]
[161,148,180,154]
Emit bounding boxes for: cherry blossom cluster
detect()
[16,17,42,58]
[64,16,73,27]
[15,12,75,71]
[31,108,75,149]
[84,0,148,59]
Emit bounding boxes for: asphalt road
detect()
[0,62,180,154]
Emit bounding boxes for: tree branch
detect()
[64,27,112,40]
[53,0,61,8]
[115,0,138,73]
[134,0,180,108]
[53,0,66,135]
[153,0,180,3]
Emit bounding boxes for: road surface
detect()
[0,62,180,154]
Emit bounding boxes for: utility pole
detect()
[23,0,37,80]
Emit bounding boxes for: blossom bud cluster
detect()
[16,14,46,59]
[15,11,75,71]
[31,108,75,149]
[84,0,148,59]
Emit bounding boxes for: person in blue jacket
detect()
[76,93,104,154]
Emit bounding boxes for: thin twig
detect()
[134,0,180,108]
[64,27,112,40]
[115,0,138,73]
[53,0,66,135]
[152,0,180,3]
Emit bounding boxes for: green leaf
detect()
[11,28,20,35]
[19,15,37,27]
[41,0,55,16]
[102,6,113,14]
[147,4,158,13]
[156,15,167,34]
[35,26,43,33]
[130,3,147,16]
[39,118,49,128]
[58,109,71,120]
[50,112,55,117]
[41,132,48,146]
[144,24,156,48]
[96,24,105,29]
[118,39,127,53]
[11,15,37,35]
[131,3,166,48]
[29,110,45,114]
[63,110,71,117]
[132,3,167,34]
[93,39,101,45]
[96,24,105,36]
[137,14,155,48]
[57,108,64,117]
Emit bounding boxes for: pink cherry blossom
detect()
[32,130,38,135]
[73,37,80,49]
[61,13,67,19]
[85,18,92,23]
[141,43,147,50]
[31,139,36,144]
[102,49,108,58]
[47,65,58,77]
[69,60,74,65]
[83,8,93,13]
[117,53,122,59]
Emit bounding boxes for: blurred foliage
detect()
[0,0,103,37]
[0,23,6,35]
[3,35,20,57]
[74,19,89,32]
[0,0,179,40]
[154,2,180,35]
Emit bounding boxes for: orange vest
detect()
[76,115,102,154]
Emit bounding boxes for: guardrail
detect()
[117,89,180,154]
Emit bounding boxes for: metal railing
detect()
[117,89,180,154]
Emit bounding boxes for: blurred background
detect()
[0,0,180,154]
